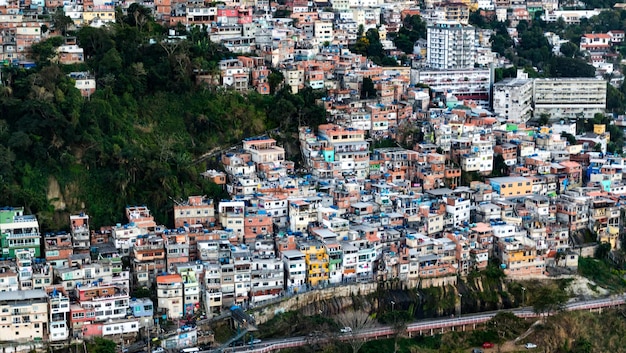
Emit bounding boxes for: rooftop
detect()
[0,289,47,302]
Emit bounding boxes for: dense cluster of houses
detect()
[3,0,626,348]
[2,0,625,97]
[1,97,623,344]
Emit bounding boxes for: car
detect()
[472,349,484,353]
[525,343,537,349]
[482,342,494,349]
[250,339,262,344]
[152,348,165,353]
[340,327,353,333]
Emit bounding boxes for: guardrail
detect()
[213,296,626,353]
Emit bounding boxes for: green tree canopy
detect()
[529,283,568,320]
[361,77,377,99]
[29,36,64,65]
[392,15,427,54]
[88,337,117,353]
[0,21,328,230]
[547,56,596,77]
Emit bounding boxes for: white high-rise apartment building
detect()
[533,78,606,121]
[493,70,534,123]
[427,21,476,70]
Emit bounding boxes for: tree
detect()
[361,77,377,99]
[491,154,508,177]
[357,24,365,38]
[88,337,117,353]
[365,29,384,59]
[0,11,338,230]
[351,36,370,56]
[595,241,612,259]
[561,132,578,146]
[560,41,580,58]
[99,47,123,77]
[469,10,488,28]
[29,36,64,65]
[538,113,551,126]
[124,3,154,32]
[378,310,412,353]
[607,83,625,114]
[51,7,73,35]
[268,69,284,94]
[336,310,375,353]
[392,15,427,54]
[547,57,595,78]
[487,312,526,342]
[571,337,593,353]
[529,284,568,322]
[516,25,552,67]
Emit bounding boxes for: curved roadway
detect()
[208,295,626,353]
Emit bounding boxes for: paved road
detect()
[206,295,625,353]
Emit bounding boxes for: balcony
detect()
[72,225,89,232]
[134,244,163,251]
[82,289,129,301]
[13,215,37,223]
[7,232,39,239]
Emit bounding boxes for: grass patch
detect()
[211,321,234,343]
[360,336,442,353]
[578,257,626,292]
[256,312,338,339]
[527,308,626,353]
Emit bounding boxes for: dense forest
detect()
[0,7,326,230]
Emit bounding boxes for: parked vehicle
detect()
[340,327,352,333]
[482,342,494,348]
[525,342,537,349]
[180,348,200,353]
[152,348,165,353]
[472,349,484,353]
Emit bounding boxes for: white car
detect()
[152,348,165,353]
[340,327,352,333]
[525,343,537,349]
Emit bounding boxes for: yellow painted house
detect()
[82,6,115,25]
[299,240,329,287]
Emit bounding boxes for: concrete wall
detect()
[414,275,458,288]
[576,244,597,258]
[251,283,378,324]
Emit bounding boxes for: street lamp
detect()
[521,287,526,306]
[390,300,395,312]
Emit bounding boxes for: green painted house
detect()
[0,207,41,259]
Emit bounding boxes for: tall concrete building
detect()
[426,21,476,70]
[533,78,606,121]
[493,70,534,123]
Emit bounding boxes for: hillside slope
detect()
[0,21,326,229]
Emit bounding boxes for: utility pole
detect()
[147,325,151,353]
